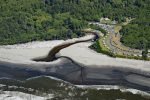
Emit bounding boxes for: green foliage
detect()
[142,47,148,60]
[120,18,150,49]
[119,0,150,49]
[90,40,115,57]
[89,24,107,35]
[90,41,149,60]
[0,0,149,46]
[0,0,87,44]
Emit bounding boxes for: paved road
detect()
[90,22,142,57]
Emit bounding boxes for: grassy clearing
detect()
[114,25,122,33]
[99,37,109,52]
[90,39,115,57]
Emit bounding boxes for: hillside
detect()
[0,0,149,49]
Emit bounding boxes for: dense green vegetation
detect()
[89,40,115,57]
[90,40,148,60]
[88,24,107,35]
[0,0,149,47]
[120,18,150,49]
[0,0,86,44]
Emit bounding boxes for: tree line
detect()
[0,0,149,49]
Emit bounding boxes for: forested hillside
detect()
[0,0,149,49]
[120,17,150,49]
[0,0,87,44]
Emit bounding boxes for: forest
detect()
[120,17,150,49]
[0,0,149,49]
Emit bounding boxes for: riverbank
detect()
[1,34,149,72]
[59,42,150,73]
[0,34,150,93]
[0,76,149,100]
[0,34,94,63]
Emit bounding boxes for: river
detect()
[0,34,150,99]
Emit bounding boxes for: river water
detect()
[0,34,150,99]
[0,57,150,99]
[0,75,149,100]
